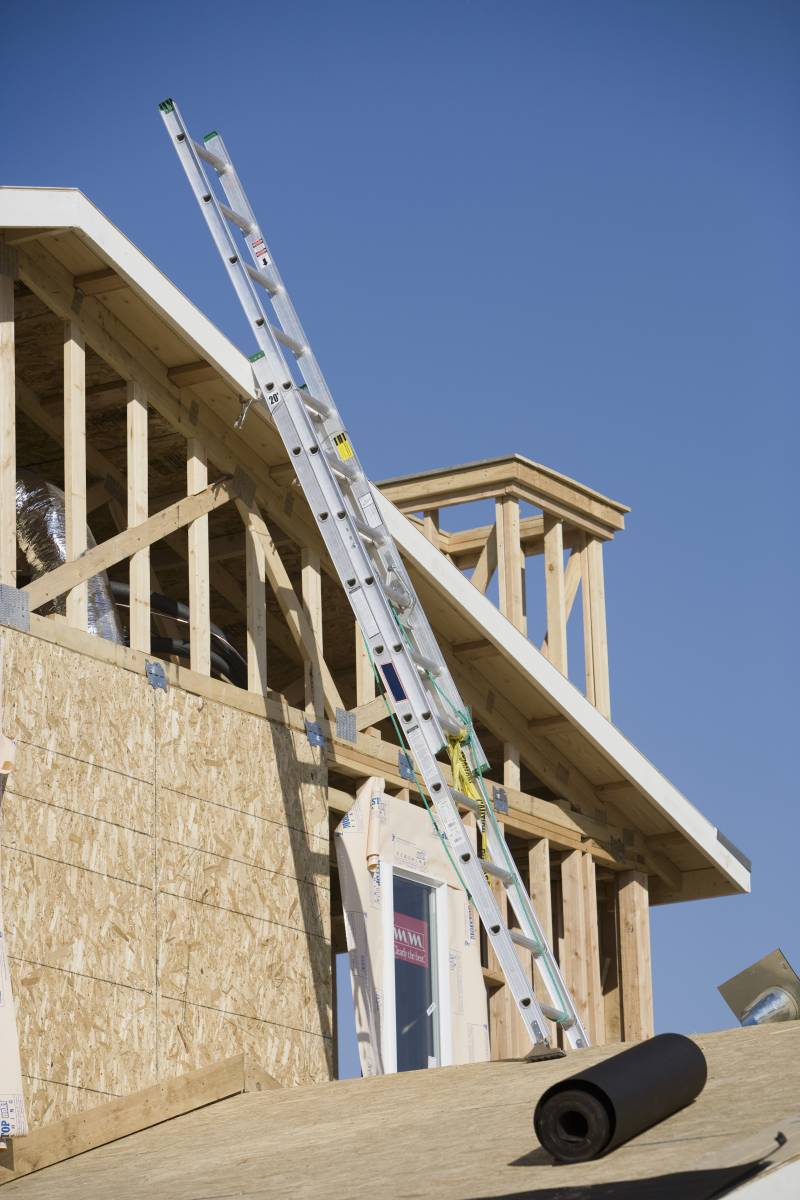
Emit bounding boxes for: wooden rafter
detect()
[74,268,127,296]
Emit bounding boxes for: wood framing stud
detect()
[302,548,324,720]
[126,381,150,652]
[234,493,343,719]
[187,438,211,675]
[560,850,590,1036]
[528,837,555,1042]
[0,246,16,587]
[582,853,604,1044]
[580,533,611,718]
[64,318,87,629]
[543,515,568,675]
[617,869,654,1042]
[496,495,526,634]
[245,516,268,695]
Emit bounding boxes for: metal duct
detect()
[15,471,123,644]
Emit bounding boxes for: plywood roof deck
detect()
[3,1024,798,1198]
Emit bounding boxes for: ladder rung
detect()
[193,140,228,174]
[219,201,254,234]
[324,451,362,483]
[510,928,543,957]
[298,388,333,420]
[410,649,441,677]
[480,858,514,884]
[353,516,388,548]
[452,789,480,814]
[540,1003,573,1028]
[245,262,280,295]
[271,324,306,358]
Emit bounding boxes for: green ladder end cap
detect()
[203,131,219,142]
[248,351,266,363]
[158,98,175,113]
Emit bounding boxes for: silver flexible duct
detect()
[16,471,123,643]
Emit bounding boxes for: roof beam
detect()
[167,359,218,388]
[74,267,127,296]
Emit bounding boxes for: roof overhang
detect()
[0,187,751,900]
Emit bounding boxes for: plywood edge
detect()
[0,1053,281,1186]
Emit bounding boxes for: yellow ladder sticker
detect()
[333,431,354,461]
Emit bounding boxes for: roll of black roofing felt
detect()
[533,1033,707,1164]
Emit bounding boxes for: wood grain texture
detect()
[186,438,210,675]
[618,869,654,1042]
[63,319,87,629]
[126,380,149,653]
[0,624,332,1124]
[5,1024,797,1200]
[0,1053,279,1185]
[543,514,568,674]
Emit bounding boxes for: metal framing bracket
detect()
[0,586,30,633]
[399,751,414,782]
[305,720,324,748]
[335,708,356,743]
[145,660,168,692]
[492,786,509,815]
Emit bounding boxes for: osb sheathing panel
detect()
[158,895,332,1038]
[2,629,155,781]
[158,839,330,941]
[157,689,328,842]
[159,997,332,1087]
[3,793,152,887]
[9,741,154,835]
[17,1076,116,1132]
[158,788,329,890]
[9,960,156,1094]
[1,849,154,987]
[0,626,332,1125]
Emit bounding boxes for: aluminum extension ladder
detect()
[158,98,589,1052]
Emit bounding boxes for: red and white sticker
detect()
[394,912,429,968]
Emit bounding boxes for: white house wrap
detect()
[335,778,490,1077]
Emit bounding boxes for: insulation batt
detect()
[15,471,123,643]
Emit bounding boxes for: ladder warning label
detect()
[333,432,355,461]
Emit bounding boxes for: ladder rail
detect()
[160,101,455,754]
[204,126,475,759]
[158,98,590,1052]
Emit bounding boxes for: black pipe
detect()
[150,637,240,686]
[533,1033,707,1163]
[109,581,247,688]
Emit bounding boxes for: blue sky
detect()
[4,1,798,1061]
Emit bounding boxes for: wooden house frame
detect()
[0,188,749,1124]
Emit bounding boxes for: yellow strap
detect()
[447,733,488,859]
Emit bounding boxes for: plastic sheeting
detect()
[16,471,123,643]
[335,779,490,1077]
